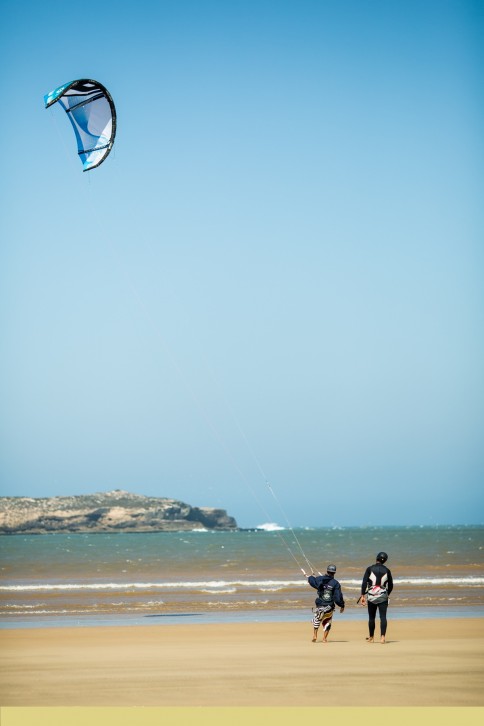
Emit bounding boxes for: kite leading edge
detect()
[44,79,116,171]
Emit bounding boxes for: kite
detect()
[44,79,116,171]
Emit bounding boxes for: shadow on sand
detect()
[144,613,203,618]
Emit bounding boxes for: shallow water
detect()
[1,525,483,626]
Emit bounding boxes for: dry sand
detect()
[1,618,483,706]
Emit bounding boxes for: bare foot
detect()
[380,636,386,644]
[312,637,317,642]
[366,637,374,642]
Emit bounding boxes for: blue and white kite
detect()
[44,79,116,171]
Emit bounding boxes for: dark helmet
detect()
[327,564,337,573]
[376,552,388,563]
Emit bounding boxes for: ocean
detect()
[1,525,483,628]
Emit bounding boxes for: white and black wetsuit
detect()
[361,563,393,637]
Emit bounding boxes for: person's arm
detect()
[386,568,393,596]
[335,583,345,611]
[360,566,371,605]
[307,574,320,590]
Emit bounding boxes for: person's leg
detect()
[367,602,377,640]
[312,611,321,641]
[378,602,388,642]
[321,610,333,642]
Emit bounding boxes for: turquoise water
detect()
[1,526,483,626]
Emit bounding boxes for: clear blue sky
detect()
[1,1,483,527]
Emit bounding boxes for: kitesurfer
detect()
[308,565,345,643]
[360,552,393,644]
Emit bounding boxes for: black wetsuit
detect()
[361,563,393,637]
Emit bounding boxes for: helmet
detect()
[376,552,388,563]
[327,564,337,573]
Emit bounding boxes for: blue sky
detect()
[1,1,483,527]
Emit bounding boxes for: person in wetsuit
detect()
[308,564,345,643]
[360,552,393,644]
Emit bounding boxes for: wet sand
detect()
[1,618,483,706]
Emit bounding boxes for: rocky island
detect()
[0,490,238,534]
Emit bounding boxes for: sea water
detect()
[1,525,483,627]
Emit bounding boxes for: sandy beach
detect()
[1,617,483,707]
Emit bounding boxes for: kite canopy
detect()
[44,79,116,171]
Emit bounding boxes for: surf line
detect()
[81,188,317,577]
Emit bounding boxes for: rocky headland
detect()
[0,490,238,534]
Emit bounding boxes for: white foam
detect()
[1,576,483,593]
[256,523,285,531]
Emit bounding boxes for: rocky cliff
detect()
[0,490,238,534]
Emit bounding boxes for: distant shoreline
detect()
[0,490,238,535]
